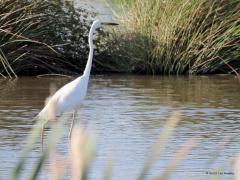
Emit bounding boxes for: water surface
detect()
[0,75,239,179]
[75,0,113,21]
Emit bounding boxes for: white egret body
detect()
[38,20,101,120]
[37,20,117,143]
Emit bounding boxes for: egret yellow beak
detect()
[102,22,119,26]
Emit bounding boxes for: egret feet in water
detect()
[41,110,78,151]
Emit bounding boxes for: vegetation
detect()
[10,109,198,179]
[0,0,239,76]
[0,0,109,77]
[9,107,238,179]
[108,0,240,74]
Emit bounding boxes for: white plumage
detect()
[38,20,118,146]
[37,20,103,145]
[38,75,88,119]
[38,20,101,120]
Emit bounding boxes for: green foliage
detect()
[109,0,240,74]
[1,0,239,76]
[0,0,109,76]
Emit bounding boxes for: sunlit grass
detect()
[108,0,240,75]
[1,0,239,76]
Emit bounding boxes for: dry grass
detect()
[108,0,240,75]
[0,0,110,76]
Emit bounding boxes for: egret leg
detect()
[68,110,77,140]
[41,122,46,151]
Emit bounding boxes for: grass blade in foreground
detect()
[156,139,198,180]
[10,117,46,180]
[137,112,182,180]
[27,116,67,180]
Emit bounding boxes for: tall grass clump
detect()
[0,0,109,76]
[110,0,240,74]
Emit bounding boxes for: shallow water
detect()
[0,75,240,179]
[74,0,114,21]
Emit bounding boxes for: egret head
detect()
[92,20,101,30]
[91,20,118,32]
[88,20,118,46]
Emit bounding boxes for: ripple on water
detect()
[0,75,239,179]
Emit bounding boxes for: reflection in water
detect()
[0,75,239,179]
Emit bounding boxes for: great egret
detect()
[37,20,118,145]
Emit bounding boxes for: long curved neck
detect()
[83,25,95,78]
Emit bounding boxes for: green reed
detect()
[109,0,240,75]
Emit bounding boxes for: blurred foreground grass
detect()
[9,112,187,179]
[8,109,240,179]
[4,109,225,180]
